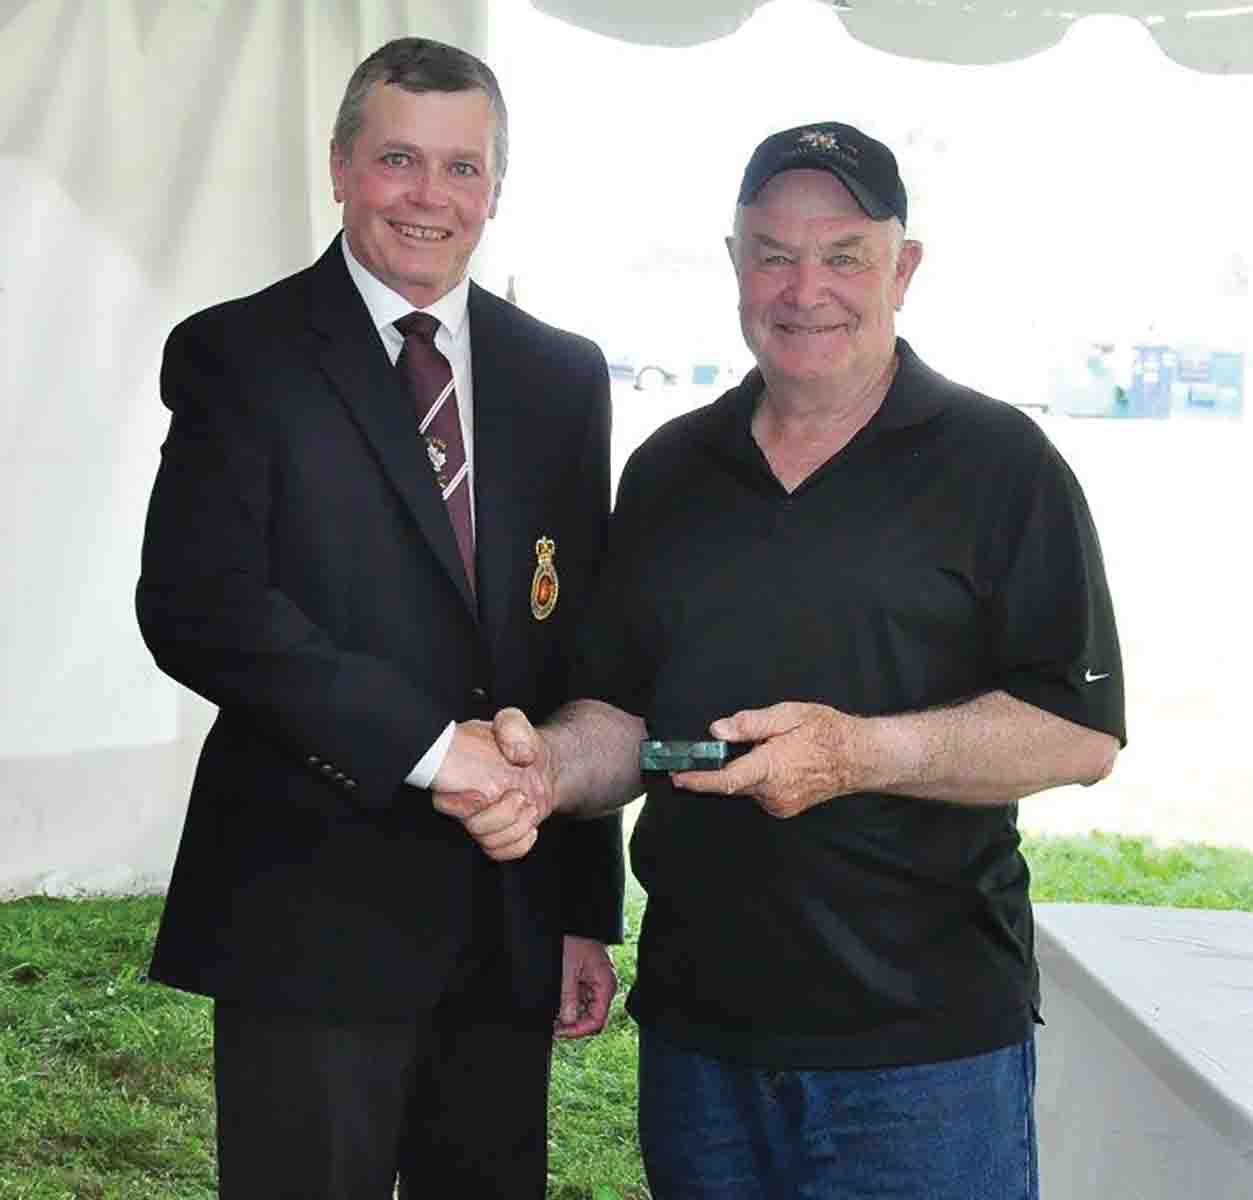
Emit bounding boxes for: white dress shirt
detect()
[340,236,474,788]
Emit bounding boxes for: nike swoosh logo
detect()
[1084,669,1111,683]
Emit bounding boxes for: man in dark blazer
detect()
[136,37,623,1200]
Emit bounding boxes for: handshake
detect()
[426,696,860,857]
[429,707,559,861]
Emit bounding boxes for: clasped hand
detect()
[430,708,552,860]
[673,701,874,819]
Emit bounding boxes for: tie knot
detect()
[394,311,440,343]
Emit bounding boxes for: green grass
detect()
[3,832,1252,1198]
[1025,831,1253,909]
[0,897,215,1199]
[548,890,645,1200]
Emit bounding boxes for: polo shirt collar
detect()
[696,336,952,460]
[687,366,763,477]
[865,338,952,433]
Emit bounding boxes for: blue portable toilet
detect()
[1129,345,1174,419]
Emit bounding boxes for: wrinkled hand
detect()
[431,710,554,860]
[554,936,617,1040]
[672,702,874,819]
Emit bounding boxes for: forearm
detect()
[545,699,646,818]
[864,690,1119,806]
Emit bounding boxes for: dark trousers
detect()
[213,891,553,1199]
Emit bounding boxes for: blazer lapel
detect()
[469,284,534,657]
[307,241,476,615]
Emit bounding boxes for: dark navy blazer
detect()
[137,238,623,1020]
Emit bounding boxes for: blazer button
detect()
[470,686,488,702]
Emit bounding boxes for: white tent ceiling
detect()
[534,0,1253,74]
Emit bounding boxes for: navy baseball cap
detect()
[737,122,907,227]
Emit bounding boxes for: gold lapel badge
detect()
[530,536,559,621]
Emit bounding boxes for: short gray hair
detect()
[332,38,509,179]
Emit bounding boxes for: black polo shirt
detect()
[575,339,1125,1069]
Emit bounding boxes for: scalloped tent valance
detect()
[533,0,1253,74]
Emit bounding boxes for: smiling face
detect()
[330,82,499,307]
[730,169,921,396]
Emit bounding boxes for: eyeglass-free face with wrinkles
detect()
[331,82,500,308]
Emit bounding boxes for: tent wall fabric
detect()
[535,0,1253,74]
[0,0,489,897]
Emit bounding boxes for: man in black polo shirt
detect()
[436,121,1124,1199]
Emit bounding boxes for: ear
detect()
[329,140,347,204]
[724,235,738,269]
[488,177,501,220]
[893,239,923,305]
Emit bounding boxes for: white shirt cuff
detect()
[405,721,455,789]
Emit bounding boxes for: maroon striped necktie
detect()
[394,312,475,594]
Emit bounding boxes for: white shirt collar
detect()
[339,234,470,342]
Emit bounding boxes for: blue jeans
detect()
[638,1027,1038,1200]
